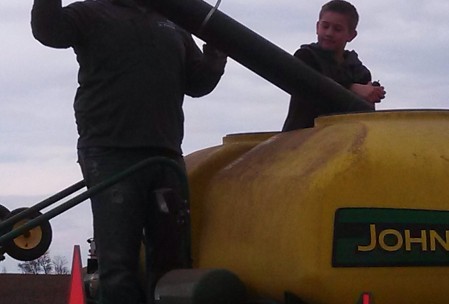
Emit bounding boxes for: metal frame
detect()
[0,157,189,251]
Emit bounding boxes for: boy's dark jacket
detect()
[31,0,225,154]
[282,43,372,131]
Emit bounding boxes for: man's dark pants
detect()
[78,147,191,304]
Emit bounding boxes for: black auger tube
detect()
[149,0,373,112]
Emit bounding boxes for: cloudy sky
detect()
[1,0,449,272]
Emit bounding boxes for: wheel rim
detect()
[11,219,44,250]
[4,207,52,261]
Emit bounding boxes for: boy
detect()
[282,0,386,131]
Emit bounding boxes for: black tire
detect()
[0,204,10,221]
[0,204,11,257]
[4,207,53,261]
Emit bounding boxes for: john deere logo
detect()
[333,208,449,267]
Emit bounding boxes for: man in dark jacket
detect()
[31,0,227,303]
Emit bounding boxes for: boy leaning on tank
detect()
[283,0,386,131]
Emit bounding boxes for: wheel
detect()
[0,204,10,221]
[4,207,52,261]
[0,204,11,248]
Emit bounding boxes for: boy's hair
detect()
[319,0,359,31]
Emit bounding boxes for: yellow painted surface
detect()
[185,110,449,303]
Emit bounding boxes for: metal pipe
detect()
[149,0,373,112]
[0,157,189,246]
[0,181,85,232]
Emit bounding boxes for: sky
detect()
[1,0,449,272]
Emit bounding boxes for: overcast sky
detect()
[1,0,449,272]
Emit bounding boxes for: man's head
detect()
[316,0,359,54]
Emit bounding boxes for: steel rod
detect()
[0,157,188,246]
[0,181,85,232]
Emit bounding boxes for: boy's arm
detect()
[345,56,386,103]
[350,83,386,104]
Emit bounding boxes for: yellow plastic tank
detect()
[185,110,449,304]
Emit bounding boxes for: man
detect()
[31,0,227,303]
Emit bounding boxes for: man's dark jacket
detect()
[31,0,226,154]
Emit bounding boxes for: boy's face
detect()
[316,11,357,53]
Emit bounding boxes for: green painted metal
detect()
[0,157,188,248]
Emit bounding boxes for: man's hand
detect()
[202,44,227,60]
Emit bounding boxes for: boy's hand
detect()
[350,83,386,103]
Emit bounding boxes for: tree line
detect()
[14,251,69,274]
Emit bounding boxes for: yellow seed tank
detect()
[185,110,449,303]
